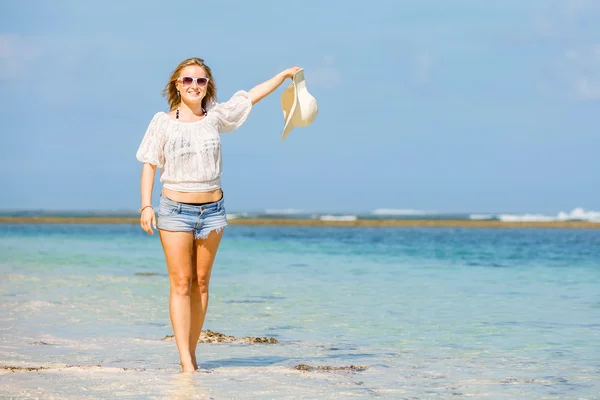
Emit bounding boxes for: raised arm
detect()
[248,66,301,105]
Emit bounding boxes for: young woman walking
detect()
[136,57,301,372]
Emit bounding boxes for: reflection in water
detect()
[167,372,212,400]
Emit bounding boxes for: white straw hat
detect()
[280,69,318,140]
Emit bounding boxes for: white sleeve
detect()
[208,90,253,133]
[136,113,166,168]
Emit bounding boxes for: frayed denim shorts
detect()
[156,193,228,239]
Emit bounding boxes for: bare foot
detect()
[191,357,198,370]
[180,361,197,373]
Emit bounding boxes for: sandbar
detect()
[0,216,598,229]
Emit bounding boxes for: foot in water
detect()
[180,361,197,373]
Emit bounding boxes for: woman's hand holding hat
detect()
[280,67,318,140]
[283,66,302,79]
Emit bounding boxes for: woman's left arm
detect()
[248,66,301,105]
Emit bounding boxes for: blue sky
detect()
[1,0,599,214]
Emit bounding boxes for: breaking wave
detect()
[371,208,435,216]
[469,208,600,222]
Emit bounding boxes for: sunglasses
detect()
[178,77,210,87]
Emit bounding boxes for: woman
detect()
[136,57,301,373]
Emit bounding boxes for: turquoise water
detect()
[1,224,599,399]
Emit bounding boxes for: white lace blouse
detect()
[136,90,252,192]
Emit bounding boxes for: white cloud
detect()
[307,56,342,89]
[0,34,41,79]
[564,0,598,20]
[308,67,342,89]
[563,45,600,100]
[414,50,434,85]
[0,33,138,81]
[576,78,600,100]
[532,15,554,37]
[533,0,600,38]
[533,2,600,101]
[323,55,335,65]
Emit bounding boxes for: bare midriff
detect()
[162,187,223,204]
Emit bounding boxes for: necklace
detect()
[176,108,207,120]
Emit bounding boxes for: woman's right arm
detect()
[140,163,157,235]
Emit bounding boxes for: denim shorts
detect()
[156,194,228,239]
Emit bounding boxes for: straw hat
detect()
[280,69,318,140]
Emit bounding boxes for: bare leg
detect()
[189,264,201,371]
[159,229,196,373]
[189,229,224,368]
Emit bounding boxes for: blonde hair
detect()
[162,57,217,111]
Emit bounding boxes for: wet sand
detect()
[0,216,598,229]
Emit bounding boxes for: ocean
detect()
[3,206,600,223]
[1,223,599,399]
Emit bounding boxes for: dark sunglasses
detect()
[178,77,210,87]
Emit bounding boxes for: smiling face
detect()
[163,58,217,111]
[176,65,208,107]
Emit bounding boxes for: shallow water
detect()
[1,224,599,399]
